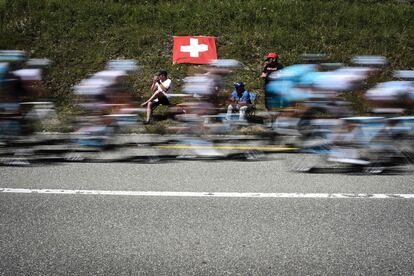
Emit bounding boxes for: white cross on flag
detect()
[173,36,217,64]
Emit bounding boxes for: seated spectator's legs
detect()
[145,101,154,123]
[239,105,248,120]
[145,93,170,123]
[227,104,237,120]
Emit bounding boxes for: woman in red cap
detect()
[261,52,284,110]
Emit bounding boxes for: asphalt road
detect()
[1,156,413,275]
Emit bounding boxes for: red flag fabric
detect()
[173,36,217,64]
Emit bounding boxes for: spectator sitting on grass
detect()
[141,70,172,124]
[226,82,252,121]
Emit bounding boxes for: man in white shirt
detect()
[141,70,172,124]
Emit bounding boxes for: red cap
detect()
[266,52,278,59]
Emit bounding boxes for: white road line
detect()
[0,188,414,199]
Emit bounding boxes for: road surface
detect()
[1,155,413,275]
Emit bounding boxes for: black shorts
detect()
[151,94,170,110]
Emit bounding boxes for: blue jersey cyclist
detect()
[226,82,252,121]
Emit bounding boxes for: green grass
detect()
[1,0,414,115]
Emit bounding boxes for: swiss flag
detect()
[173,36,217,64]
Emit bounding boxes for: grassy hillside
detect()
[1,0,414,114]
